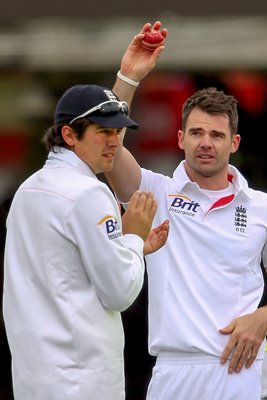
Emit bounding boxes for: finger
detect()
[128,190,142,209]
[156,233,168,249]
[152,46,166,58]
[132,33,145,45]
[131,23,154,46]
[219,320,236,335]
[135,191,153,212]
[147,43,167,62]
[151,21,161,31]
[161,28,168,39]
[163,220,170,233]
[159,224,169,240]
[146,194,157,216]
[140,22,152,34]
[158,223,169,243]
[145,191,154,200]
[150,199,158,218]
[144,197,157,220]
[151,220,169,235]
[227,338,249,373]
[231,344,251,373]
[220,337,237,365]
[245,347,258,369]
[150,22,168,40]
[140,191,154,210]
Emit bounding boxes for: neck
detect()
[184,163,230,190]
[195,176,229,190]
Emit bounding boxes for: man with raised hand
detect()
[107,21,267,399]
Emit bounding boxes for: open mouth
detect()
[103,154,116,162]
[198,155,214,160]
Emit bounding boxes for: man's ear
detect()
[231,133,241,154]
[61,125,76,147]
[178,130,184,150]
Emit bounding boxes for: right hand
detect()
[119,21,168,83]
[122,190,157,241]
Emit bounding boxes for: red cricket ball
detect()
[141,29,165,51]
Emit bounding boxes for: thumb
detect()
[219,320,236,335]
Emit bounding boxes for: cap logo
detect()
[104,89,117,101]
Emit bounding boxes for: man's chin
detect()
[103,163,115,173]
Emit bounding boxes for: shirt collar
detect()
[172,160,251,199]
[45,146,97,179]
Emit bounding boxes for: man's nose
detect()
[200,134,212,147]
[109,131,121,146]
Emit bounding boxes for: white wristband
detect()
[117,70,139,87]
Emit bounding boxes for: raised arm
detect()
[113,21,167,107]
[105,21,168,202]
[107,144,141,203]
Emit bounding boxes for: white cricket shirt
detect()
[3,147,145,400]
[140,161,267,358]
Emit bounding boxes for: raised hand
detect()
[119,21,168,83]
[122,191,157,241]
[143,220,169,255]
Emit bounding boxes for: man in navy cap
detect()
[3,84,169,400]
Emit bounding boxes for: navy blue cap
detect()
[54,84,138,129]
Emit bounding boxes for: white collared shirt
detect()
[140,161,267,358]
[3,147,145,400]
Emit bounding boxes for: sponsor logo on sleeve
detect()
[97,215,122,240]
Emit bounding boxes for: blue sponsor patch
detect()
[168,194,200,217]
[97,215,122,240]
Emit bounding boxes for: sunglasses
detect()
[69,100,129,124]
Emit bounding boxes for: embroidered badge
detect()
[234,205,247,233]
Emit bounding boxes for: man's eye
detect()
[213,133,224,139]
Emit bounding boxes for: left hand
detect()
[219,307,267,373]
[119,21,168,83]
[143,219,169,255]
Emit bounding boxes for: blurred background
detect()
[1,1,267,399]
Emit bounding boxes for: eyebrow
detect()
[188,127,226,135]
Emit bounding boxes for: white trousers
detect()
[146,352,262,400]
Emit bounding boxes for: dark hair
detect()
[42,118,91,152]
[182,87,239,135]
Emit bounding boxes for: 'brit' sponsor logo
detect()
[97,215,122,240]
[168,194,200,217]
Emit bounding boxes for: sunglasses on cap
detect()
[69,100,129,124]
